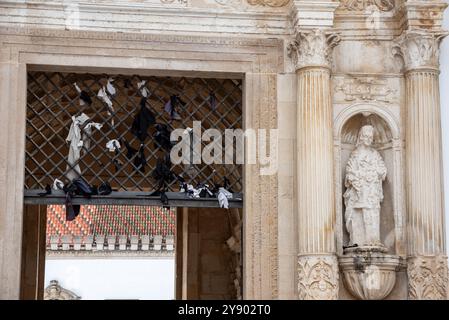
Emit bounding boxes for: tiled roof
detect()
[46,205,176,244]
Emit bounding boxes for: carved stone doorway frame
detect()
[0,28,282,299]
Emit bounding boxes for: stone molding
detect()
[407,255,449,300]
[247,0,290,7]
[297,254,339,300]
[288,29,340,70]
[0,26,283,49]
[393,30,448,72]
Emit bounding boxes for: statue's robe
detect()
[344,146,387,246]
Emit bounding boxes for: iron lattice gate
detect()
[25,71,242,206]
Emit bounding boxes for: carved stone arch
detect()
[333,103,406,257]
[334,103,400,141]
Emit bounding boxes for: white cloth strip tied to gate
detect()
[137,80,150,98]
[65,113,103,181]
[53,179,64,191]
[218,187,233,209]
[97,77,117,127]
[106,139,121,152]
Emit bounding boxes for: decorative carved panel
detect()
[334,77,397,103]
[297,255,339,300]
[407,256,448,300]
[339,0,395,12]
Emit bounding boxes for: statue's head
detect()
[356,125,374,147]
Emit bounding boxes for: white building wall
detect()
[442,6,449,256]
[44,258,175,300]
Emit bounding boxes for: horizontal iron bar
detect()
[24,189,243,208]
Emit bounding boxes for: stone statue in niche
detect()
[344,125,387,251]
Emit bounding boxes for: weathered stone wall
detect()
[185,207,235,300]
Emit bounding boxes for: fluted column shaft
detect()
[297,67,335,254]
[288,29,340,300]
[394,30,449,300]
[405,69,445,256]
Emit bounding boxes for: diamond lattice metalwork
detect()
[25,72,242,193]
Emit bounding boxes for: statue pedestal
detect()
[343,245,388,255]
[339,248,404,300]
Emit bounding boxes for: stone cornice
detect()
[0,26,284,48]
[392,29,448,71]
[396,0,448,31]
[289,1,339,30]
[0,0,291,36]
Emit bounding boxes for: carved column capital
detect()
[297,254,339,300]
[392,30,448,72]
[288,29,340,71]
[407,256,448,300]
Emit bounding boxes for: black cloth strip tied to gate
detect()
[134,144,147,173]
[73,83,92,106]
[123,139,147,173]
[154,123,173,152]
[123,139,137,160]
[209,92,217,110]
[180,183,214,199]
[131,97,156,142]
[150,153,177,207]
[164,95,184,120]
[124,78,132,89]
[38,184,52,197]
[63,177,96,221]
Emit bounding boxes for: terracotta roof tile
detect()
[46,205,176,244]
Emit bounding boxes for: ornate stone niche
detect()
[334,104,406,299]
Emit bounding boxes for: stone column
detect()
[393,30,449,300]
[288,29,340,300]
[0,47,27,299]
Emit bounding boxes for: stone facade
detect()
[0,0,448,300]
